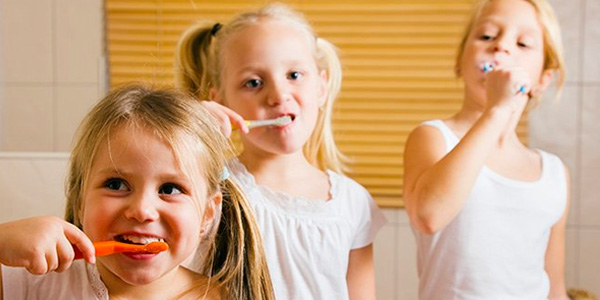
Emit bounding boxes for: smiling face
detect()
[460,0,550,104]
[214,19,327,156]
[81,124,206,286]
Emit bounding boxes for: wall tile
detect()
[578,229,600,296]
[55,85,99,151]
[583,0,600,83]
[565,228,578,288]
[530,84,579,224]
[0,0,53,83]
[55,0,103,83]
[396,225,418,300]
[1,86,54,151]
[374,225,397,299]
[549,0,583,83]
[0,156,69,223]
[381,208,400,224]
[580,86,600,226]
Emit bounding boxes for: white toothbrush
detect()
[241,115,293,129]
[481,62,526,94]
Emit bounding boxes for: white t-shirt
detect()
[223,159,387,300]
[2,261,108,300]
[414,120,568,300]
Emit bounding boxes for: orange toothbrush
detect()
[73,241,169,259]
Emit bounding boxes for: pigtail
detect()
[174,23,215,99]
[304,37,348,174]
[203,178,274,300]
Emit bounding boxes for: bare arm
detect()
[404,67,533,234]
[545,165,570,300]
[346,244,375,300]
[404,110,511,234]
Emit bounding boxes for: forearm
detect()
[407,109,510,233]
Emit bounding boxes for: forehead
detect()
[222,19,316,66]
[476,0,542,33]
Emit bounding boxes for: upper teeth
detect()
[120,235,164,245]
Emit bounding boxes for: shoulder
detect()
[538,150,569,178]
[405,120,448,158]
[329,171,370,198]
[329,171,384,217]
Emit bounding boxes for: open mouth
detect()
[115,234,165,245]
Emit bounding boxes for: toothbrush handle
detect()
[73,241,116,259]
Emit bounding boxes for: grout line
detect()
[574,0,587,286]
[0,152,70,159]
[51,0,57,152]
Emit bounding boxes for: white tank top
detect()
[414,120,567,300]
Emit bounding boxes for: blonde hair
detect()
[64,84,274,300]
[174,3,347,173]
[455,0,566,102]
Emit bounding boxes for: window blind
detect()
[106,0,528,207]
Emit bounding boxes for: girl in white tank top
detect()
[403,0,569,299]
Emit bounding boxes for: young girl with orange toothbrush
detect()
[0,85,274,300]
[175,4,387,299]
[403,0,569,299]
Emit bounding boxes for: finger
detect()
[45,248,59,273]
[26,255,48,275]
[203,101,243,136]
[55,237,74,272]
[209,102,247,133]
[63,222,95,264]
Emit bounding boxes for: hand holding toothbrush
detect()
[200,101,292,137]
[481,62,532,114]
[0,216,95,275]
[200,101,249,137]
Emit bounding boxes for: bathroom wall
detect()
[0,0,598,298]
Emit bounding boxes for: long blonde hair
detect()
[65,84,274,300]
[174,3,347,173]
[455,0,565,103]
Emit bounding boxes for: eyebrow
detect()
[476,18,540,36]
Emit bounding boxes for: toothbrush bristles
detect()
[275,116,292,126]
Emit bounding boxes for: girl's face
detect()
[214,19,327,156]
[460,0,550,103]
[81,124,210,287]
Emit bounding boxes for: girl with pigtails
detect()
[175,4,386,300]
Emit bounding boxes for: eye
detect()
[288,71,303,81]
[104,178,128,191]
[244,78,262,89]
[158,183,183,195]
[480,34,495,41]
[517,42,529,48]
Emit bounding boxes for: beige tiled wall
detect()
[0,0,598,299]
[530,0,600,295]
[0,0,103,152]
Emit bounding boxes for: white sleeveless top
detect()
[414,120,567,300]
[225,159,387,300]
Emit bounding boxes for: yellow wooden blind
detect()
[106,0,528,208]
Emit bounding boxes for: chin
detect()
[119,271,163,286]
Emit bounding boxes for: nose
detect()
[124,190,160,223]
[492,36,511,55]
[266,78,291,106]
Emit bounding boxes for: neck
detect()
[98,264,204,300]
[238,148,319,182]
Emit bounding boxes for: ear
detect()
[209,87,222,104]
[201,191,223,231]
[318,69,328,107]
[536,69,553,93]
